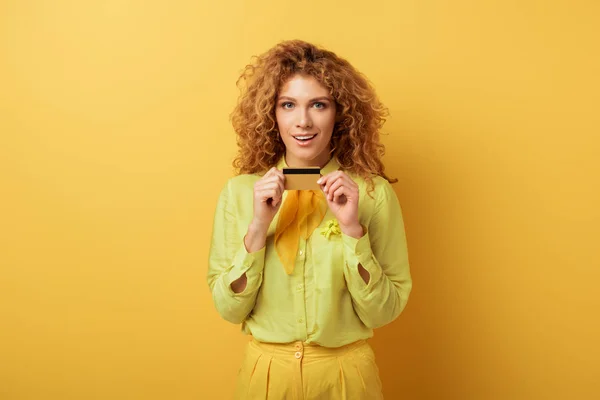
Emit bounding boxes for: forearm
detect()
[244,220,269,253]
[230,222,269,293]
[345,263,410,328]
[340,223,370,284]
[342,228,411,328]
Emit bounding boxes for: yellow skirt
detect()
[234,338,384,400]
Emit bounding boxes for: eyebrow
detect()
[278,96,333,102]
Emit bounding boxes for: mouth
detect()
[292,133,317,144]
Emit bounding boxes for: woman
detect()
[207,40,412,399]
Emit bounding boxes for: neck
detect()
[284,153,332,169]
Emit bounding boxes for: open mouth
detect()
[293,134,317,143]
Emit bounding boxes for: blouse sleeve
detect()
[207,179,265,324]
[342,179,412,328]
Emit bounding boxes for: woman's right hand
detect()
[252,167,285,229]
[243,167,285,255]
[236,168,284,290]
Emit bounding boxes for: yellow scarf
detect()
[274,190,327,275]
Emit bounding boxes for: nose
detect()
[296,108,312,129]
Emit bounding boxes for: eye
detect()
[281,102,294,109]
[313,102,326,109]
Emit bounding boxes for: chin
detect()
[301,152,329,165]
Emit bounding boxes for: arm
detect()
[342,180,412,329]
[207,180,266,324]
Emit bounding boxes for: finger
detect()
[264,170,285,189]
[257,187,281,201]
[317,171,337,187]
[269,186,283,202]
[325,178,344,200]
[332,186,347,204]
[324,175,345,197]
[321,174,333,192]
[257,174,285,191]
[336,174,358,194]
[330,178,359,202]
[339,177,359,200]
[272,195,283,207]
[257,181,282,193]
[321,171,345,189]
[258,189,281,205]
[266,167,284,182]
[334,172,354,184]
[342,174,358,190]
[274,172,286,190]
[273,178,285,196]
[262,167,275,179]
[272,168,284,179]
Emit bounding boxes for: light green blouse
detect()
[207,157,412,348]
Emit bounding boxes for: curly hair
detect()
[230,39,397,190]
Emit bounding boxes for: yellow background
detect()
[1,1,599,399]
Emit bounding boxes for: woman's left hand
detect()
[318,171,363,238]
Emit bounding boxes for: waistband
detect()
[249,337,369,360]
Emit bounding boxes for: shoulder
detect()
[372,176,397,202]
[349,173,395,200]
[218,173,262,198]
[350,174,402,227]
[228,173,262,187]
[344,172,393,214]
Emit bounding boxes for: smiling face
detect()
[275,74,337,168]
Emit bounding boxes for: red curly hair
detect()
[231,40,396,189]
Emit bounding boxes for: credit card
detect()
[283,167,321,190]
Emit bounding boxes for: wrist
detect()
[248,220,269,239]
[340,222,364,239]
[244,222,268,253]
[249,219,270,236]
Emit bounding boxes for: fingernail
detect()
[317,178,322,184]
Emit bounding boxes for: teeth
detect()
[295,135,316,140]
